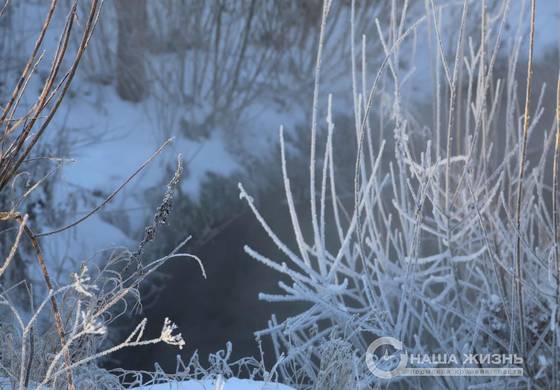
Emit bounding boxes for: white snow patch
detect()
[136,378,294,390]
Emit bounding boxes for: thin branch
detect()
[0,213,27,278]
[23,222,74,390]
[36,138,172,238]
[513,0,536,358]
[552,73,560,389]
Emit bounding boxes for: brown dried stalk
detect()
[23,224,73,390]
[513,0,535,358]
[0,0,102,192]
[0,211,74,388]
[37,138,173,238]
[0,1,102,388]
[0,213,27,278]
[553,74,560,389]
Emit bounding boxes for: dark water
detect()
[108,189,308,373]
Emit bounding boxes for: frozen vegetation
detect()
[0,0,560,389]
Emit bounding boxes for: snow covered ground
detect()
[136,378,293,390]
[42,81,241,263]
[0,378,294,389]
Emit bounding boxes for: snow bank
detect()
[137,378,294,390]
[0,378,294,390]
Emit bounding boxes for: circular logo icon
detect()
[366,336,408,379]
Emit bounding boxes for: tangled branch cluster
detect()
[241,0,560,388]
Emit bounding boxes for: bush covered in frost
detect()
[241,0,560,388]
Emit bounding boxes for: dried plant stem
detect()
[553,74,560,389]
[0,211,70,386]
[444,0,468,211]
[37,138,172,238]
[0,0,58,124]
[0,213,27,278]
[0,0,101,192]
[309,0,331,276]
[23,222,74,390]
[513,0,535,358]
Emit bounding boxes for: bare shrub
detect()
[0,2,205,389]
[241,0,560,388]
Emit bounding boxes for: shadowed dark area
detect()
[108,189,310,373]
